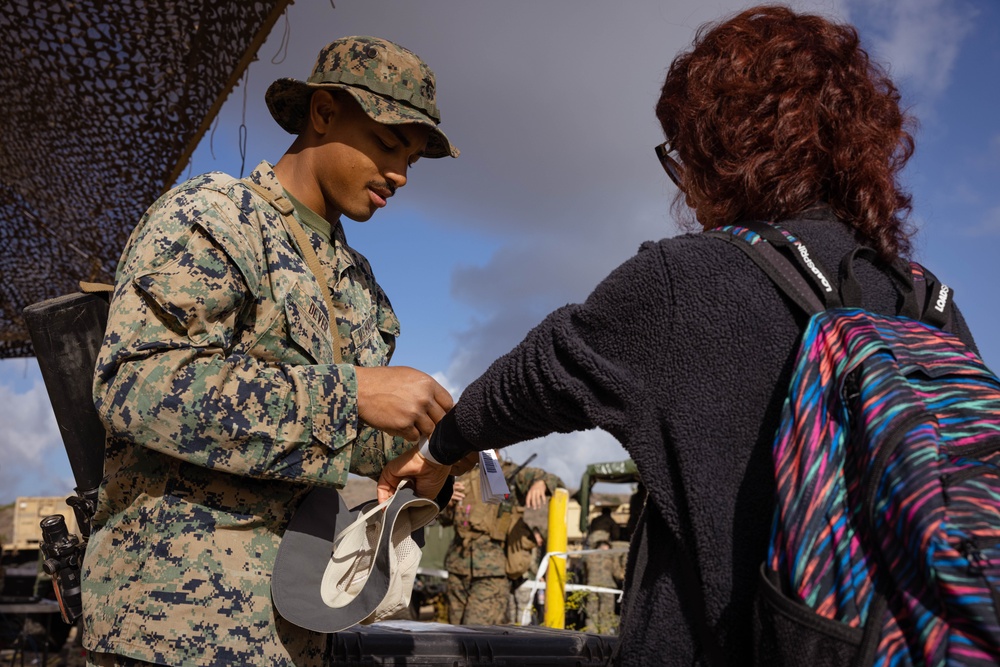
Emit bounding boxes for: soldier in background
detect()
[438,453,563,625]
[588,500,622,543]
[508,525,546,625]
[81,36,470,667]
[582,526,626,634]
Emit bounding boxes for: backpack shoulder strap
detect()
[838,247,954,331]
[837,246,920,318]
[709,223,957,332]
[909,262,954,331]
[705,221,838,317]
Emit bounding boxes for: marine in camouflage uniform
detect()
[508,526,545,625]
[588,504,622,542]
[581,529,626,635]
[438,457,562,625]
[81,36,458,667]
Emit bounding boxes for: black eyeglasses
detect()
[654,142,684,189]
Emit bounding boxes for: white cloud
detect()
[0,379,76,504]
[847,0,977,102]
[430,371,461,404]
[496,429,629,493]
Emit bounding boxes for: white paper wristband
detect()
[418,437,443,466]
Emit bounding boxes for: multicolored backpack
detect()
[709,221,1000,667]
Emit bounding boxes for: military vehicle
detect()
[570,458,640,543]
[5,497,79,554]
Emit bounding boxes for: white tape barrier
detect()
[518,548,628,626]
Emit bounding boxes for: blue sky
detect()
[2,0,997,503]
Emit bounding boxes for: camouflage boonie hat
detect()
[266,36,459,158]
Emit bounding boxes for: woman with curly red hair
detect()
[656,4,915,263]
[379,5,983,665]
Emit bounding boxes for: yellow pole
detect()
[544,487,568,628]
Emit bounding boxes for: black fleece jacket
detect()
[430,208,978,666]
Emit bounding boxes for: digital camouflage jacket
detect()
[82,162,411,666]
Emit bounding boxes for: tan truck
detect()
[5,495,78,554]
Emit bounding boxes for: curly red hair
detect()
[657,5,915,261]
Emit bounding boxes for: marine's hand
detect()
[377,444,451,503]
[525,479,548,510]
[355,366,453,443]
[448,480,466,506]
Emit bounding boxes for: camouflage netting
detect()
[0,0,294,358]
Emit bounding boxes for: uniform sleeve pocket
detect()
[132,231,246,347]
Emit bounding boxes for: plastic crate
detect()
[329,621,616,666]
